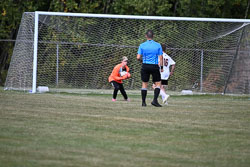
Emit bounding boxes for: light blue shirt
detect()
[137,40,163,64]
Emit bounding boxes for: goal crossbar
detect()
[34,11,250,23]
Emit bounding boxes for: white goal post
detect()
[5,11,250,94]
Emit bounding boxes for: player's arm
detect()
[158,46,163,72]
[137,45,143,63]
[126,66,130,72]
[170,64,175,76]
[137,54,142,62]
[112,66,129,80]
[169,57,176,76]
[113,75,128,80]
[159,55,163,72]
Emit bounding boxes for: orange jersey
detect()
[108,63,130,84]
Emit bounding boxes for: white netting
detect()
[4,12,250,94]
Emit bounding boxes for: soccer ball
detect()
[120,71,127,76]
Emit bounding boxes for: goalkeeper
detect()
[108,56,131,102]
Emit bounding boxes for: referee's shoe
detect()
[151,101,162,107]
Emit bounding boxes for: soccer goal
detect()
[4,11,250,94]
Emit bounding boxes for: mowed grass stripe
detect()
[0,89,250,167]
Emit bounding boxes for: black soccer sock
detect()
[141,89,147,103]
[154,87,160,102]
[113,88,119,99]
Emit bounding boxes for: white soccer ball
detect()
[120,71,127,76]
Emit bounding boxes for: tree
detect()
[1,0,250,86]
[176,0,250,18]
[0,0,50,85]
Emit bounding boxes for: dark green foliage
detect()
[1,0,250,86]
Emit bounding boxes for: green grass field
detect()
[0,88,250,167]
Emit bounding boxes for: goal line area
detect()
[37,88,250,98]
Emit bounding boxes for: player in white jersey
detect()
[153,43,175,104]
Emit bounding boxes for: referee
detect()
[137,30,163,107]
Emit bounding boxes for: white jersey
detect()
[161,52,175,80]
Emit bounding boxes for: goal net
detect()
[4,12,250,94]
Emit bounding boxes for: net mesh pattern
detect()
[5,12,250,94]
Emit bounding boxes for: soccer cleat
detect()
[142,102,147,107]
[151,101,162,107]
[163,94,170,104]
[112,98,116,102]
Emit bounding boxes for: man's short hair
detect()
[146,30,154,38]
[161,43,167,52]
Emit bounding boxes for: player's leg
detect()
[152,83,156,89]
[152,82,165,102]
[141,82,148,106]
[161,80,169,104]
[162,86,169,104]
[152,81,162,107]
[119,83,129,101]
[111,81,120,101]
[152,81,165,101]
[151,65,162,107]
[141,64,150,106]
[159,85,165,101]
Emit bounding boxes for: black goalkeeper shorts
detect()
[141,64,161,83]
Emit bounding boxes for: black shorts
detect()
[161,80,168,85]
[110,81,123,90]
[141,64,161,82]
